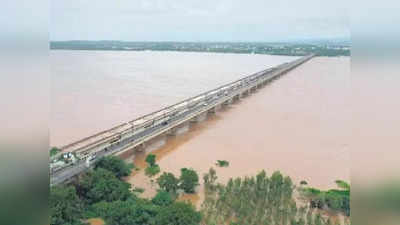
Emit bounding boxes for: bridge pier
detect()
[133,143,146,152]
[190,112,207,123]
[222,98,232,106]
[232,94,241,102]
[167,122,189,136]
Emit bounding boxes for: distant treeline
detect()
[50,41,350,57]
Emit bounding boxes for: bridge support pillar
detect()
[167,122,189,136]
[190,112,207,123]
[222,98,232,106]
[134,143,146,152]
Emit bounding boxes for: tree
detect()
[157,172,179,194]
[78,168,131,204]
[145,154,156,167]
[50,186,83,225]
[95,155,133,179]
[179,168,199,193]
[152,191,173,206]
[154,202,201,225]
[91,199,158,225]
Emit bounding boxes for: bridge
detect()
[50,54,314,186]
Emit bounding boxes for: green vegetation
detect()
[299,180,350,216]
[202,168,339,225]
[145,164,161,176]
[216,160,230,167]
[50,185,83,225]
[145,154,160,177]
[95,155,133,178]
[50,147,61,157]
[152,191,174,206]
[50,41,350,56]
[154,201,202,225]
[78,168,131,204]
[50,156,202,225]
[157,172,179,194]
[179,168,199,193]
[300,180,308,185]
[146,154,156,167]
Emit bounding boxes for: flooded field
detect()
[124,56,350,206]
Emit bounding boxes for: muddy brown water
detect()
[123,56,350,208]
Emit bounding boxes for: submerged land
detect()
[50,40,350,57]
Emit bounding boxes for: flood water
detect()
[51,50,297,147]
[51,51,350,208]
[124,56,350,206]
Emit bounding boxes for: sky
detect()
[51,0,349,42]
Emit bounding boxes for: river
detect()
[51,51,349,207]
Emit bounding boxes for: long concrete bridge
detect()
[50,54,314,186]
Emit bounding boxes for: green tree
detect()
[49,147,61,157]
[179,168,199,193]
[95,155,133,178]
[78,168,131,204]
[154,202,201,225]
[91,199,158,225]
[146,154,156,167]
[50,186,83,225]
[157,172,179,193]
[152,191,173,206]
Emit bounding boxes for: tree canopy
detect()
[154,202,201,225]
[179,168,199,193]
[145,154,156,167]
[157,172,179,194]
[50,186,83,225]
[95,156,133,178]
[78,168,131,204]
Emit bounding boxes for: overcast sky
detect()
[51,0,349,42]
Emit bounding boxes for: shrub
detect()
[179,168,199,193]
[300,180,308,185]
[95,156,133,179]
[145,165,160,177]
[157,172,179,193]
[152,191,174,206]
[145,154,156,167]
[216,160,229,167]
[154,202,201,225]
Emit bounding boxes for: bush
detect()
[179,168,199,193]
[300,180,308,185]
[152,191,174,206]
[78,168,132,204]
[145,154,156,167]
[157,172,179,194]
[216,160,229,167]
[50,147,61,157]
[95,156,133,179]
[91,199,158,225]
[50,186,83,225]
[145,165,160,177]
[154,202,201,225]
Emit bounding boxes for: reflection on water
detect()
[125,57,350,208]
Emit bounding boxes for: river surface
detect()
[124,56,350,206]
[51,50,298,146]
[51,50,350,207]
